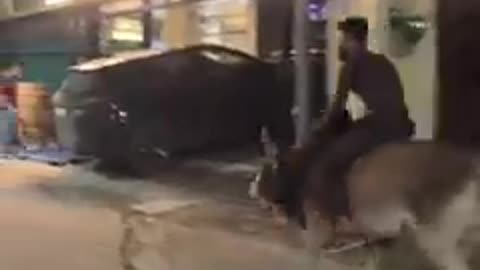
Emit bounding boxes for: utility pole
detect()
[293,0,312,147]
[142,0,153,48]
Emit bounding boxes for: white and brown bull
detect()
[250,134,479,270]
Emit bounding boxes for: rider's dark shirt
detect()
[341,51,413,133]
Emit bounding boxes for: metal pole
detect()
[142,0,153,48]
[326,0,338,101]
[293,0,311,147]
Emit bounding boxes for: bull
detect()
[59,45,296,176]
[251,112,479,270]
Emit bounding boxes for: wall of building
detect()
[0,5,100,91]
[437,0,480,145]
[386,0,436,139]
[161,4,194,48]
[256,0,291,57]
[0,0,14,18]
[102,0,257,54]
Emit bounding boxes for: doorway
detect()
[437,0,480,146]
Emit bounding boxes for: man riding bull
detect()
[309,17,415,245]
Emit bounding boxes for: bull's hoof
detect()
[322,235,368,254]
[93,160,143,179]
[335,216,361,235]
[273,215,289,226]
[258,198,272,210]
[272,206,289,226]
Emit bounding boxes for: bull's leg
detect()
[303,204,335,268]
[303,209,357,270]
[258,198,271,210]
[415,227,469,270]
[352,200,417,241]
[271,204,289,226]
[414,181,477,270]
[335,216,365,235]
[324,216,371,250]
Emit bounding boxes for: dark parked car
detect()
[54,45,302,175]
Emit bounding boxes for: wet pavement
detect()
[0,159,275,270]
[0,161,122,270]
[1,159,479,270]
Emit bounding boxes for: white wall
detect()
[390,26,436,139]
[386,0,437,139]
[0,0,14,18]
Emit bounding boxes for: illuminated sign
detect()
[110,17,143,42]
[309,2,327,21]
[45,0,72,6]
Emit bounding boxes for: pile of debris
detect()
[0,81,90,166]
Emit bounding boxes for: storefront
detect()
[99,0,257,54]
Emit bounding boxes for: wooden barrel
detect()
[16,82,56,145]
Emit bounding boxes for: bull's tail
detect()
[471,156,480,201]
[472,155,480,176]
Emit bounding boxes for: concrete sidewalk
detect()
[0,160,356,270]
[0,161,123,270]
[2,160,479,270]
[0,192,122,270]
[122,200,372,270]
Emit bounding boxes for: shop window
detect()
[44,0,72,6]
[101,14,144,53]
[151,0,255,54]
[13,0,43,13]
[100,0,143,15]
[13,0,72,13]
[110,16,143,42]
[193,0,252,51]
[99,0,256,54]
[151,8,167,49]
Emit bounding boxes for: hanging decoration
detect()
[389,8,430,46]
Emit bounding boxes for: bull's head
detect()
[250,111,353,228]
[250,146,311,228]
[251,149,350,251]
[250,132,283,210]
[249,160,289,226]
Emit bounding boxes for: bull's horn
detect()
[153,148,170,158]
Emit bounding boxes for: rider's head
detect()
[338,17,369,62]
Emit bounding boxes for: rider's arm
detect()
[322,63,352,125]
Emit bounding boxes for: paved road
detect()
[0,161,123,270]
[0,159,264,270]
[1,160,479,270]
